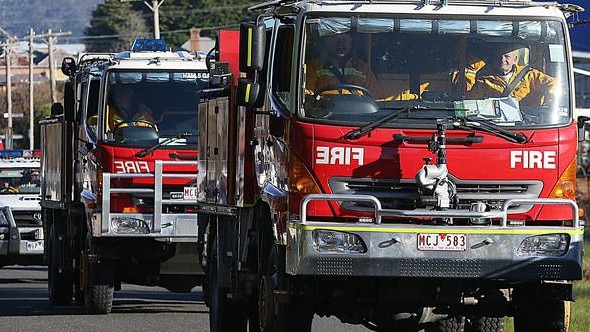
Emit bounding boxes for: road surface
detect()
[0,265,369,331]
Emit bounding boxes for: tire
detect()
[258,245,313,332]
[514,300,570,332]
[85,282,114,314]
[208,235,247,332]
[83,233,114,314]
[426,317,465,332]
[466,317,504,332]
[47,222,73,306]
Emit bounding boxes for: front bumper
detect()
[91,212,198,240]
[286,195,583,281]
[0,224,44,257]
[90,160,198,241]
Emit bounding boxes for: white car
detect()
[0,151,43,267]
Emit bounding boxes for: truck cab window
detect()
[302,17,569,127]
[84,79,100,140]
[271,24,295,112]
[102,71,203,147]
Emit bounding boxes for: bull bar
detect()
[93,160,198,238]
[286,194,583,280]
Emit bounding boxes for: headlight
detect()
[111,217,150,234]
[312,229,366,254]
[517,233,570,257]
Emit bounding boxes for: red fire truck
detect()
[40,39,208,314]
[196,0,586,331]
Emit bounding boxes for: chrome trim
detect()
[300,194,579,227]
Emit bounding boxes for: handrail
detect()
[300,193,580,227]
[101,160,198,234]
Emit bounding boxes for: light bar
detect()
[131,39,167,52]
[0,150,40,158]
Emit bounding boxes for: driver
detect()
[1,181,18,194]
[107,85,155,130]
[306,31,385,99]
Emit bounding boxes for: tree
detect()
[84,0,265,51]
[0,81,56,149]
[157,0,253,46]
[84,0,150,52]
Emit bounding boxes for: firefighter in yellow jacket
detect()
[306,32,385,99]
[465,42,556,106]
[107,85,156,131]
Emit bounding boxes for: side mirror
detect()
[577,116,590,129]
[239,22,266,73]
[236,79,263,108]
[51,102,64,117]
[61,57,78,77]
[578,116,590,142]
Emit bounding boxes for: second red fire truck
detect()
[40,39,208,313]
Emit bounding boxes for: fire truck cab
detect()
[197,1,585,331]
[40,39,208,314]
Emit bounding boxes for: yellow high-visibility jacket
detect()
[306,57,385,99]
[466,64,556,106]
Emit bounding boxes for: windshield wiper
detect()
[135,132,193,157]
[343,105,455,140]
[343,106,414,140]
[453,117,527,144]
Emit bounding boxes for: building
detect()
[0,41,85,89]
[180,28,215,54]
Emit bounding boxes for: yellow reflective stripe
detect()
[244,84,251,103]
[247,28,253,67]
[289,224,584,236]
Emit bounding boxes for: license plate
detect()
[26,240,44,252]
[417,233,467,251]
[183,187,198,200]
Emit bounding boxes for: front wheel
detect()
[83,233,114,314]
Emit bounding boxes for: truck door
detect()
[256,20,295,194]
[76,77,101,203]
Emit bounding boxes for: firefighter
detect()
[306,31,385,99]
[107,85,156,131]
[465,42,556,106]
[1,181,18,194]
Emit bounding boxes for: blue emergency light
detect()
[131,39,168,52]
[0,150,37,158]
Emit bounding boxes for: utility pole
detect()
[0,27,16,149]
[121,0,166,39]
[28,28,34,150]
[21,29,71,148]
[36,30,71,104]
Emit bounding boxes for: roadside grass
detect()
[571,178,590,331]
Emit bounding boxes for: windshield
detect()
[102,70,208,147]
[0,167,40,194]
[302,16,570,128]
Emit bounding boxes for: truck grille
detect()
[12,210,42,227]
[328,177,543,212]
